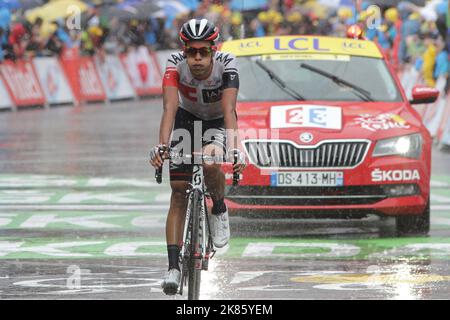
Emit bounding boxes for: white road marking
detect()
[431,180,450,187]
[431,194,450,203]
[0,213,17,227]
[59,192,141,204]
[154,193,171,203]
[20,214,128,229]
[0,204,169,211]
[242,242,360,258]
[230,271,273,284]
[104,241,166,257]
[432,218,450,226]
[0,241,104,257]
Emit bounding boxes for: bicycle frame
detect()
[154,148,238,299]
[178,153,215,298]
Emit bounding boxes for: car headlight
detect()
[373,133,422,158]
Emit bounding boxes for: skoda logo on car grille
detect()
[300,132,313,143]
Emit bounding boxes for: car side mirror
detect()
[409,85,439,105]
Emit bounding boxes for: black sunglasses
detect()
[184,46,213,58]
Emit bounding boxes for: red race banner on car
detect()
[0,59,46,107]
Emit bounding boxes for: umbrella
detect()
[0,7,11,28]
[26,0,89,23]
[179,0,198,11]
[151,0,190,18]
[104,5,148,20]
[85,0,118,5]
[371,0,426,6]
[129,0,160,14]
[0,0,20,9]
[230,0,268,11]
[103,0,160,20]
[19,0,43,10]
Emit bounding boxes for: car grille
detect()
[225,184,418,206]
[243,140,370,168]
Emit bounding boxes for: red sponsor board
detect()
[120,47,162,96]
[0,60,46,106]
[60,48,106,103]
[60,48,81,104]
[78,56,106,102]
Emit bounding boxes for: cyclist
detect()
[149,18,246,295]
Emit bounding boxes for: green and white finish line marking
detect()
[0,174,450,261]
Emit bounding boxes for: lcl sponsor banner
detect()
[95,55,136,100]
[0,60,46,107]
[0,77,13,110]
[78,56,107,102]
[33,57,74,105]
[120,46,162,96]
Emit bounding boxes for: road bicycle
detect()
[155,146,239,300]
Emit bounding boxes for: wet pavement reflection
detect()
[0,100,450,299]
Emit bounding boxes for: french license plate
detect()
[271,171,344,187]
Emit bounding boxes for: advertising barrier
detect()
[155,50,173,75]
[60,48,82,105]
[421,76,448,137]
[78,56,107,102]
[96,55,136,101]
[120,46,162,96]
[0,59,46,107]
[1,48,446,148]
[399,65,450,147]
[437,94,450,147]
[0,77,13,110]
[33,57,74,105]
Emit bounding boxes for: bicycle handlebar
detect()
[154,146,240,185]
[155,147,164,184]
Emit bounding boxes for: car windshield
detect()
[237,55,402,102]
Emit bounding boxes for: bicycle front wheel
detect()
[188,191,202,300]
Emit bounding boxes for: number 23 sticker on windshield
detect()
[270,105,342,129]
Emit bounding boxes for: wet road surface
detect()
[1,100,450,300]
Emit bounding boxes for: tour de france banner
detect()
[120,46,163,96]
[33,57,74,105]
[95,55,136,101]
[0,59,46,107]
[78,56,107,102]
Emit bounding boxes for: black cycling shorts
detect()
[169,107,226,182]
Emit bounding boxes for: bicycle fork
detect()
[177,188,215,295]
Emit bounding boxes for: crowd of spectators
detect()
[0,0,448,90]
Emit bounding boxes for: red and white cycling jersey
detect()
[162,51,239,120]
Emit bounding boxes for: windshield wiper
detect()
[299,63,374,102]
[255,59,305,101]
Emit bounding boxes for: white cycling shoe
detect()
[210,209,230,248]
[161,268,180,295]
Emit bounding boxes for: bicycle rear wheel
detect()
[188,191,202,300]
